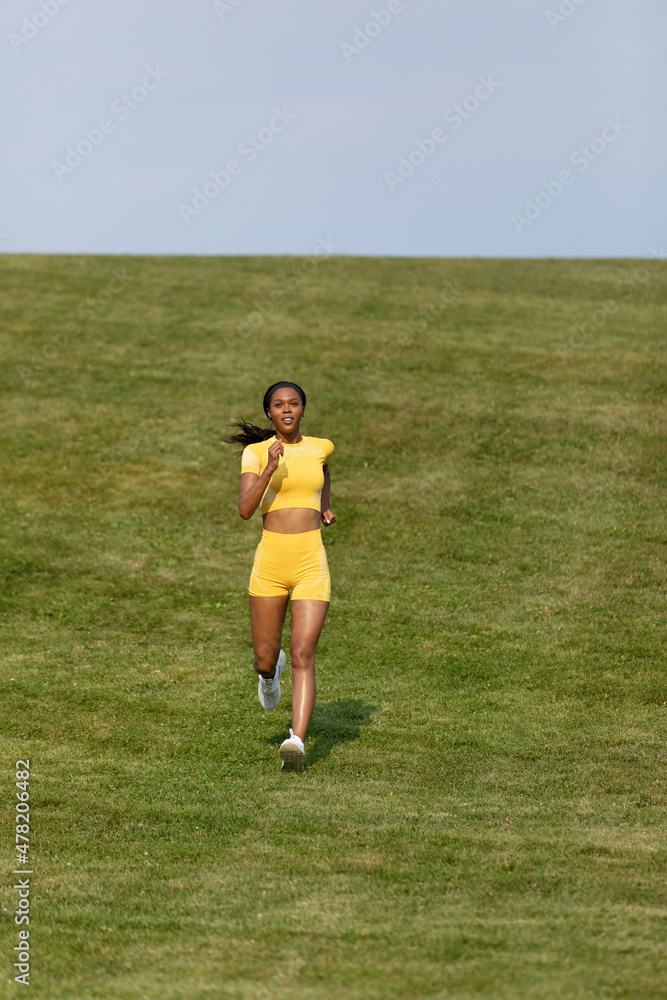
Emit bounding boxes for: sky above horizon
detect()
[1,0,664,258]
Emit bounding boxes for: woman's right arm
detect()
[238,441,283,519]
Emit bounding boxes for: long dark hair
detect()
[223,381,307,453]
[222,417,275,451]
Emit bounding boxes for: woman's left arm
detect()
[321,466,336,526]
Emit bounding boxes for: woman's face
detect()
[267,389,304,432]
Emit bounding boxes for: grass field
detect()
[0,253,665,1000]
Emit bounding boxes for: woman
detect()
[224,381,336,772]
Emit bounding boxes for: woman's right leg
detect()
[249,594,290,676]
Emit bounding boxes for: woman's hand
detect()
[321,508,336,526]
[265,439,284,473]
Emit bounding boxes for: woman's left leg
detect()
[289,599,329,741]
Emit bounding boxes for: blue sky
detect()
[1,0,663,256]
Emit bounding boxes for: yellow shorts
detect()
[248,528,330,602]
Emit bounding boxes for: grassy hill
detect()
[0,253,665,999]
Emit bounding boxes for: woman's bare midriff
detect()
[262,508,321,534]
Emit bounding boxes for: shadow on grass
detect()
[269,699,380,768]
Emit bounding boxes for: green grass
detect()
[0,253,665,1000]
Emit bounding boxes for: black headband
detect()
[263,381,306,417]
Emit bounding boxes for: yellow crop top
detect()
[241,435,334,515]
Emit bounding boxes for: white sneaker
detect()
[257,649,286,710]
[280,729,305,772]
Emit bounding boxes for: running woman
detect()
[224,381,336,772]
